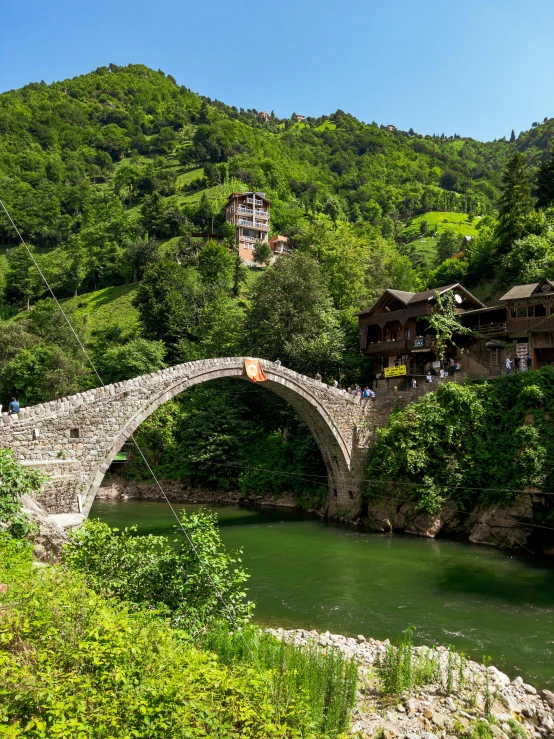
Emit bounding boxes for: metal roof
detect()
[499,278,554,301]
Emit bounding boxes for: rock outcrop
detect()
[469,495,533,548]
[20,494,84,562]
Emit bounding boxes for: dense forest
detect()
[3,63,554,503]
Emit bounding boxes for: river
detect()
[90,498,554,689]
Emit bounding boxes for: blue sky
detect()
[2,0,554,141]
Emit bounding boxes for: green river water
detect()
[90,498,554,689]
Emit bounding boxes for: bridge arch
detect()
[0,358,372,518]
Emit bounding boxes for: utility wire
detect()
[0,197,272,690]
[199,461,554,534]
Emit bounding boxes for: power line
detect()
[0,197,272,691]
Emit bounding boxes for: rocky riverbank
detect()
[268,628,554,739]
[97,477,307,510]
[98,477,554,553]
[361,493,548,551]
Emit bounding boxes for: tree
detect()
[253,242,272,266]
[419,219,429,236]
[197,241,234,288]
[436,228,460,264]
[133,261,205,351]
[4,245,43,309]
[94,338,167,384]
[124,237,160,283]
[246,253,343,375]
[496,152,535,252]
[510,129,516,143]
[425,291,471,362]
[536,150,554,209]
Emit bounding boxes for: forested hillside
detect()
[3,63,554,499]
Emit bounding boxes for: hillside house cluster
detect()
[357,279,554,382]
[225,191,290,265]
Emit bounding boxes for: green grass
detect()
[402,211,480,268]
[200,622,358,737]
[315,120,337,131]
[63,283,141,336]
[177,167,204,188]
[403,211,480,242]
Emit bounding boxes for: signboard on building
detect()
[413,338,425,349]
[384,365,407,378]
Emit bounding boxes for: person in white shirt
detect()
[506,356,512,376]
[426,373,433,383]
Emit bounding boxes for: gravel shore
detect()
[267,628,554,739]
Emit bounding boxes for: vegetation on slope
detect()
[365,368,554,524]
[0,455,357,738]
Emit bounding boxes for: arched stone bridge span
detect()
[0,358,391,518]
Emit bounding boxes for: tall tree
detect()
[496,152,535,253]
[510,129,516,143]
[535,150,554,209]
[246,253,343,376]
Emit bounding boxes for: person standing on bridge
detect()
[8,397,20,417]
[274,357,281,367]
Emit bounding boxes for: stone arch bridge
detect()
[0,358,399,519]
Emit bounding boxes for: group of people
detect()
[506,354,532,375]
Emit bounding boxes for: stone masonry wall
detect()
[0,358,394,518]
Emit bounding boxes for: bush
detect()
[365,368,554,515]
[0,535,337,738]
[64,509,253,631]
[0,450,44,538]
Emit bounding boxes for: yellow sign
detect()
[384,365,407,378]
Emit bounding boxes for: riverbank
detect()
[270,628,554,739]
[97,477,312,511]
[98,478,554,554]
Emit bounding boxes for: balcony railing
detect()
[238,218,254,226]
[237,206,254,215]
[364,339,408,354]
[472,322,508,337]
[255,209,269,218]
[246,197,264,206]
[255,221,269,230]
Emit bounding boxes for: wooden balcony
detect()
[471,322,508,337]
[364,339,408,354]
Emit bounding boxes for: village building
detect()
[268,234,291,259]
[225,191,271,264]
[357,284,484,379]
[358,278,554,382]
[461,278,554,372]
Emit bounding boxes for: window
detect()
[517,307,527,318]
[527,305,535,317]
[511,308,517,318]
[70,428,80,439]
[535,303,546,317]
[404,328,411,340]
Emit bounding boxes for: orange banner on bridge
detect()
[244,358,267,383]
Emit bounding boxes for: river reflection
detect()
[90,498,554,688]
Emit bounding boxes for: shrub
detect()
[0,535,334,738]
[64,509,253,631]
[0,450,44,538]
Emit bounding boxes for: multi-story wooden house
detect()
[357,284,485,377]
[225,191,271,263]
[358,278,554,380]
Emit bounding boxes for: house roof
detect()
[499,278,554,301]
[269,234,288,242]
[226,191,271,204]
[356,284,485,316]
